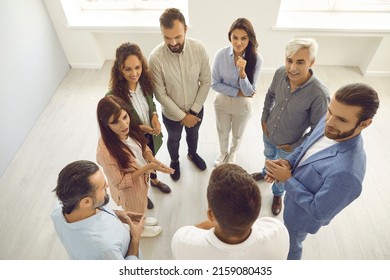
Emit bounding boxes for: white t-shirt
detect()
[298,135,337,166]
[124,137,147,167]
[171,217,289,260]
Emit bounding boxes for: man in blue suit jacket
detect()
[265,83,380,259]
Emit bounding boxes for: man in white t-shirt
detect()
[171,164,289,259]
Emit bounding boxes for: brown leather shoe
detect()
[251,172,264,181]
[151,180,171,194]
[272,195,282,216]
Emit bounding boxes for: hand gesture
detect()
[139,124,154,135]
[180,113,201,128]
[154,162,175,174]
[236,56,247,79]
[151,115,161,135]
[265,159,292,183]
[126,212,144,240]
[115,210,143,226]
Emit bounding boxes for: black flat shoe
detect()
[147,197,154,209]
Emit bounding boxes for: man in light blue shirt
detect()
[51,160,144,260]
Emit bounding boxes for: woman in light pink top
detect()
[96,96,174,215]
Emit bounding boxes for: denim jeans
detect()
[145,133,157,180]
[262,134,292,196]
[162,107,204,162]
[287,229,308,260]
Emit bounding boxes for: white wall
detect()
[188,0,288,72]
[0,0,70,176]
[0,1,387,175]
[45,0,390,75]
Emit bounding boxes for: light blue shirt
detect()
[211,45,263,97]
[51,204,139,260]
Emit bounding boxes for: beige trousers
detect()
[214,93,253,155]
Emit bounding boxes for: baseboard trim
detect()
[70,63,103,69]
[363,71,390,77]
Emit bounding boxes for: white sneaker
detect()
[227,152,236,163]
[141,225,162,238]
[214,153,228,167]
[144,217,158,226]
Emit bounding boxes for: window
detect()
[277,0,390,31]
[79,0,187,11]
[61,0,188,29]
[281,0,390,12]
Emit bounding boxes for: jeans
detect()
[287,229,308,260]
[162,107,204,162]
[262,134,292,196]
[145,133,157,180]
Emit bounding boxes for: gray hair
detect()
[285,38,318,61]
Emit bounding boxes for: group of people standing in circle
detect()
[52,7,380,260]
[95,10,267,239]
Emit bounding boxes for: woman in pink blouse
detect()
[96,96,174,237]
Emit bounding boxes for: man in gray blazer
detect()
[264,83,380,259]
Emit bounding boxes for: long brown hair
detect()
[109,42,154,103]
[228,18,259,84]
[97,96,148,170]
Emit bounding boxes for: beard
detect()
[168,43,184,53]
[325,122,360,140]
[95,192,110,208]
[101,193,110,206]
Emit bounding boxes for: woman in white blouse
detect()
[107,43,171,209]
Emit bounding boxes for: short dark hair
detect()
[207,164,261,237]
[159,8,187,29]
[335,83,380,122]
[53,160,99,214]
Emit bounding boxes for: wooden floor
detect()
[0,63,389,260]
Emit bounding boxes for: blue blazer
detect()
[283,116,365,234]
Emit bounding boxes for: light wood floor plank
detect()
[0,64,389,260]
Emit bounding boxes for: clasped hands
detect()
[140,116,161,136]
[180,112,201,128]
[264,159,292,183]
